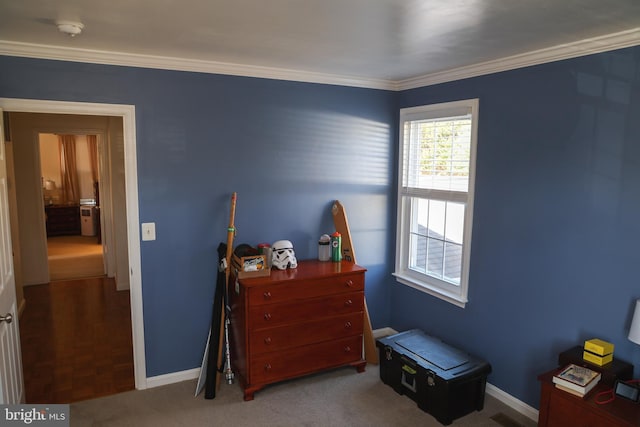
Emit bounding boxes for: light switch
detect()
[141,222,156,241]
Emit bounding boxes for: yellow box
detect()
[232,254,270,279]
[583,350,613,366]
[584,339,614,356]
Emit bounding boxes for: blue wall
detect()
[2,45,639,409]
[0,56,396,377]
[396,46,640,407]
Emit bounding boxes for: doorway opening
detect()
[39,132,105,281]
[0,98,146,403]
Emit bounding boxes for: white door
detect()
[0,109,24,404]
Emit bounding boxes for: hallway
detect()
[19,277,135,403]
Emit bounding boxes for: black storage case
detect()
[376,329,492,425]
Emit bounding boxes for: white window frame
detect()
[394,99,479,308]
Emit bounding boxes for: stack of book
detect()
[583,338,614,366]
[552,363,601,397]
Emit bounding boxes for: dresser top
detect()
[45,204,80,208]
[238,260,366,286]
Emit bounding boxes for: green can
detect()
[330,231,342,262]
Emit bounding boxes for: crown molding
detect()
[0,40,394,91]
[393,28,640,91]
[1,28,639,92]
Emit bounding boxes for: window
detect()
[394,99,478,307]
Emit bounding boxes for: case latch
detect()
[426,369,436,386]
[385,346,393,361]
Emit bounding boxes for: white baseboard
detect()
[146,367,200,389]
[485,382,539,422]
[146,329,540,424]
[145,329,397,389]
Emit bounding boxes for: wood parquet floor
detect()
[19,277,135,403]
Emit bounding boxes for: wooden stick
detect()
[216,192,237,389]
[224,192,237,285]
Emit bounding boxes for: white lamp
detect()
[44,180,56,191]
[629,299,640,345]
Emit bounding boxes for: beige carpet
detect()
[47,235,105,281]
[70,365,537,427]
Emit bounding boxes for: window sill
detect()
[393,272,467,308]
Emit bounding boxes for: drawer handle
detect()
[263,291,272,300]
[264,363,272,371]
[344,299,353,306]
[345,280,354,288]
[264,337,272,345]
[264,313,272,321]
[344,346,351,353]
[344,321,352,329]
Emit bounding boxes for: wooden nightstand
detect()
[538,368,640,427]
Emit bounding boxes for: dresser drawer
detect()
[249,291,363,329]
[247,273,364,306]
[249,335,362,384]
[249,311,364,355]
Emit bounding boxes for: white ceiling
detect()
[1,0,640,90]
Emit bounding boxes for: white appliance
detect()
[80,203,98,236]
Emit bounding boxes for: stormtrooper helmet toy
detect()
[271,240,298,270]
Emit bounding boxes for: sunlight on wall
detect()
[260,109,391,187]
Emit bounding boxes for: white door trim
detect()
[0,97,147,390]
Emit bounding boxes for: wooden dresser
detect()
[45,205,81,236]
[229,260,367,400]
[538,368,640,427]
